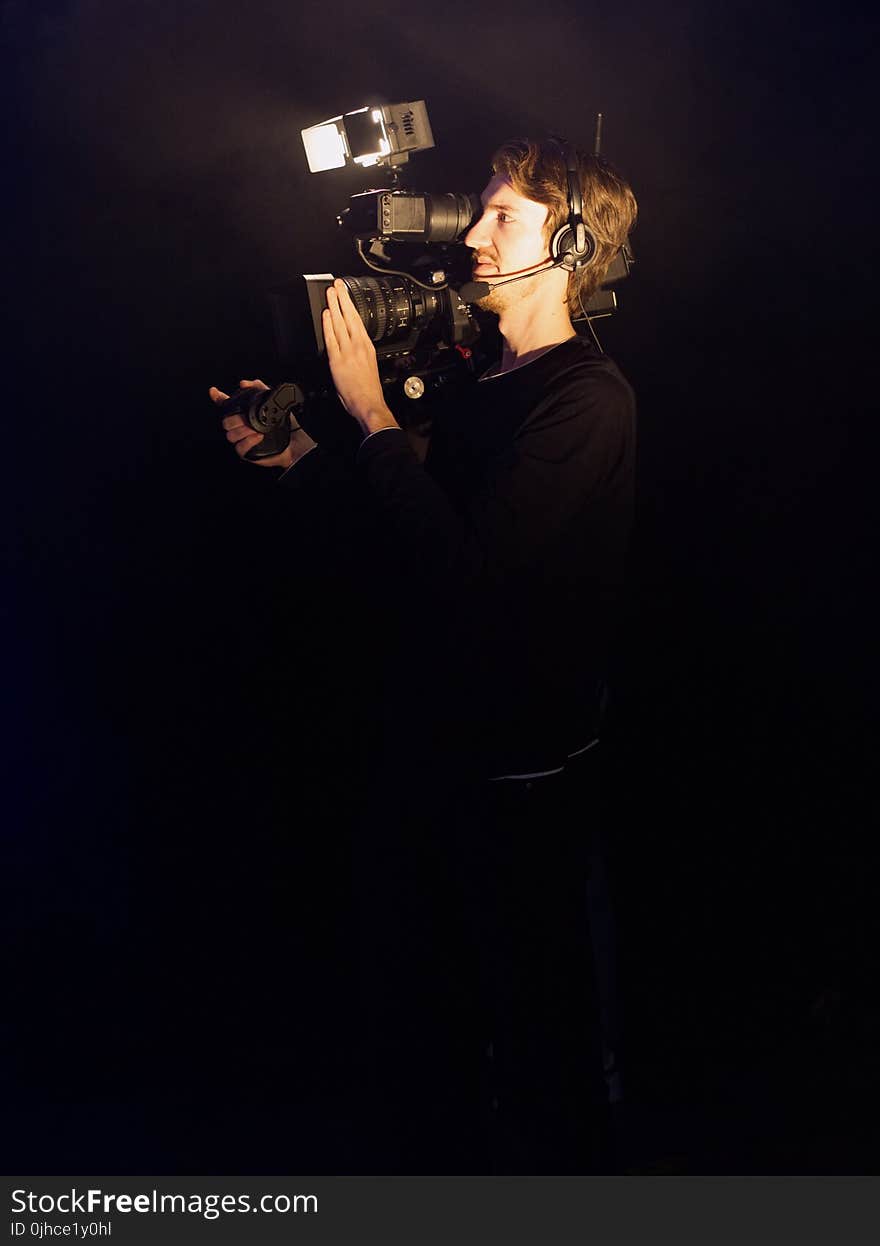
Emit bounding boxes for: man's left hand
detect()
[323,279,400,437]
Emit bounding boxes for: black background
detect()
[4,0,877,1173]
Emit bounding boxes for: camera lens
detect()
[343,275,443,347]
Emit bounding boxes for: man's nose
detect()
[464,214,490,250]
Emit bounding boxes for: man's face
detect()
[463,174,553,314]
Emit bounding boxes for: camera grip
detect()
[219,382,304,462]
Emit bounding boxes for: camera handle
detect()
[218,382,305,461]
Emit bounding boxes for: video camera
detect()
[219,100,633,460]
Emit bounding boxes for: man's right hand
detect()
[210,378,313,470]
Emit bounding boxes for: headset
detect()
[457,126,613,336]
[548,136,598,271]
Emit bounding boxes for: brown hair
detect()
[491,137,638,315]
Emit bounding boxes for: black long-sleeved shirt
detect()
[280,334,635,780]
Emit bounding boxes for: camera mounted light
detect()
[301,101,435,173]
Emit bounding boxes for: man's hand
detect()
[323,279,400,438]
[210,378,315,470]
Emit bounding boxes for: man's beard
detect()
[474,273,543,316]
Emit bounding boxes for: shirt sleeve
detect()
[276,442,356,495]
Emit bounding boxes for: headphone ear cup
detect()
[550,222,597,268]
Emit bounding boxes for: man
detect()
[211,138,637,1173]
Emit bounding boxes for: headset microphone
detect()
[458,258,566,304]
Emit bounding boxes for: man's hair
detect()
[490,137,638,315]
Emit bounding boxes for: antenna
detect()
[593,112,603,158]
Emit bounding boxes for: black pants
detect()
[352,746,610,1174]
